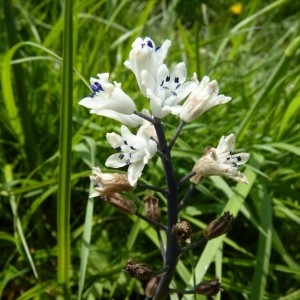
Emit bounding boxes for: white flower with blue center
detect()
[180,74,232,123]
[143,62,197,118]
[79,73,142,127]
[190,134,250,184]
[124,37,171,97]
[105,125,157,186]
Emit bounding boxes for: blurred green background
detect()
[1,0,300,299]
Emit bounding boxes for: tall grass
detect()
[1,0,300,299]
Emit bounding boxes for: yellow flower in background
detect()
[230,3,243,15]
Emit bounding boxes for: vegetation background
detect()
[1,0,300,299]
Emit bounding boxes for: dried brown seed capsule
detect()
[104,193,137,215]
[195,278,223,296]
[145,276,158,297]
[123,259,154,280]
[172,221,192,243]
[204,211,234,240]
[144,195,161,222]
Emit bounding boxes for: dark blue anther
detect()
[160,80,164,87]
[166,76,170,82]
[175,84,181,90]
[172,91,177,96]
[155,46,161,51]
[130,146,136,150]
[88,92,96,98]
[119,154,125,160]
[147,40,154,48]
[90,81,104,93]
[124,140,128,145]
[175,77,179,84]
[93,181,98,188]
[126,159,131,165]
[236,156,242,162]
[115,146,122,152]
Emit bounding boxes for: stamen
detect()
[166,76,170,82]
[126,159,131,165]
[90,81,104,93]
[124,140,128,145]
[88,92,96,98]
[174,77,179,83]
[147,40,154,48]
[115,146,122,152]
[119,154,125,160]
[130,146,136,150]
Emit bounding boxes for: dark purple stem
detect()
[152,117,179,300]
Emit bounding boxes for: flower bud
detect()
[204,211,234,240]
[104,193,137,215]
[195,278,223,296]
[123,259,154,280]
[90,167,134,197]
[172,221,192,243]
[144,195,161,222]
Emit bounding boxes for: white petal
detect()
[127,161,145,186]
[91,110,142,127]
[105,153,128,168]
[217,134,235,154]
[106,132,123,148]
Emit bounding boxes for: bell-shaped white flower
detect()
[190,134,250,184]
[124,37,171,96]
[180,74,231,123]
[79,73,142,127]
[144,63,197,118]
[105,125,157,186]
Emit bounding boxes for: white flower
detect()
[180,74,231,123]
[105,125,157,186]
[124,37,171,96]
[190,134,250,184]
[143,63,197,118]
[79,73,142,127]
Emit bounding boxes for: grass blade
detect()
[57,0,73,295]
[249,184,272,300]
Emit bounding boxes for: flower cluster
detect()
[79,36,251,300]
[79,36,249,189]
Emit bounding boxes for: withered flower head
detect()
[190,134,250,185]
[90,167,134,197]
[144,195,161,222]
[123,259,154,280]
[204,211,234,240]
[104,193,137,215]
[172,221,192,243]
[195,278,223,296]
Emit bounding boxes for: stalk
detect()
[152,118,179,300]
[57,0,73,296]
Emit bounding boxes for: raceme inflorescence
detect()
[79,36,250,299]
